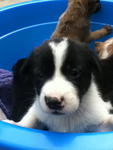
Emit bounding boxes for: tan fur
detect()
[51,0,112,43]
[95,37,113,59]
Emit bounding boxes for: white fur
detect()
[0,108,7,120]
[49,38,68,72]
[34,79,111,132]
[101,48,109,59]
[101,39,113,59]
[104,101,112,112]
[18,103,37,128]
[3,104,38,128]
[37,77,79,114]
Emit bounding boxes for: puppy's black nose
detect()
[45,96,63,110]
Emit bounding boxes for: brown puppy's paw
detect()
[104,25,113,34]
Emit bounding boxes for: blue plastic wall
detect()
[0,0,113,70]
[0,0,67,70]
[0,0,113,150]
[0,121,113,150]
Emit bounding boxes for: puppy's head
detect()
[88,0,101,15]
[69,0,101,15]
[14,38,101,116]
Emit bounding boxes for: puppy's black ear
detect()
[12,58,27,74]
[12,58,32,83]
[11,58,35,122]
[88,50,102,78]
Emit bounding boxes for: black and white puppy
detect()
[6,38,113,132]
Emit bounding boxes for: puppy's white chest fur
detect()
[34,80,110,132]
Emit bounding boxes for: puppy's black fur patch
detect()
[61,40,101,99]
[100,55,113,104]
[11,42,55,121]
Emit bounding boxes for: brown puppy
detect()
[51,0,112,43]
[95,37,113,59]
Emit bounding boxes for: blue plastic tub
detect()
[0,0,113,149]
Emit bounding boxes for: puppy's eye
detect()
[71,68,80,77]
[38,72,44,79]
[67,66,81,78]
[35,70,44,80]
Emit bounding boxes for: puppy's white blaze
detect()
[49,38,68,75]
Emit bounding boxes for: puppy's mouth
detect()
[52,111,65,115]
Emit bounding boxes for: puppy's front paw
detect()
[3,120,19,126]
[104,25,113,34]
[99,116,113,132]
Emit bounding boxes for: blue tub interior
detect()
[0,0,113,70]
[0,0,113,149]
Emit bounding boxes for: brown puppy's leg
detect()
[87,25,113,42]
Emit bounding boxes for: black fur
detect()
[61,40,101,99]
[11,42,55,121]
[11,38,113,122]
[99,55,113,105]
